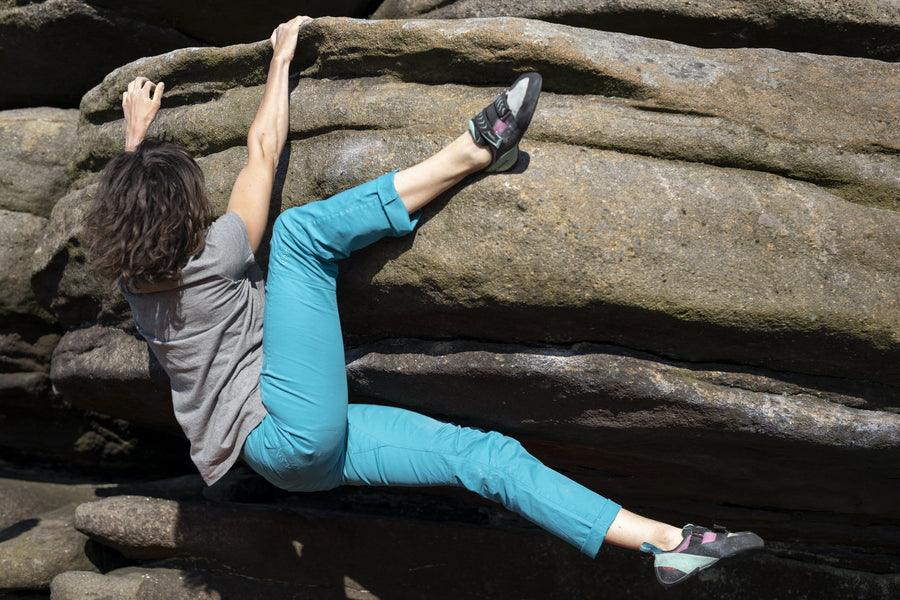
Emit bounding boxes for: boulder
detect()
[2,15,896,598]
[86,0,379,47]
[50,567,312,600]
[346,340,900,520]
[30,184,129,327]
[0,505,98,591]
[0,469,214,595]
[67,493,708,597]
[67,492,898,599]
[0,210,52,324]
[64,18,900,385]
[0,108,78,217]
[0,0,200,109]
[0,475,102,532]
[50,325,175,430]
[372,0,900,61]
[0,208,61,440]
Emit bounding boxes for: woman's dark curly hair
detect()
[85,139,213,284]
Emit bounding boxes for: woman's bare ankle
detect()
[457,131,492,171]
[654,525,686,552]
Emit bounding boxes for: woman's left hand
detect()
[123,76,164,151]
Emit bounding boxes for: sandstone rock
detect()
[0,505,98,591]
[288,19,900,162]
[0,370,50,412]
[76,18,900,212]
[372,0,900,61]
[0,476,102,532]
[40,557,900,600]
[50,567,313,600]
[0,332,59,378]
[47,548,900,600]
[194,127,900,386]
[347,340,900,443]
[51,570,143,600]
[2,325,187,469]
[50,325,175,430]
[11,15,898,597]
[0,108,78,217]
[81,75,900,211]
[67,494,658,596]
[68,493,899,599]
[346,340,900,518]
[0,0,200,110]
[0,471,215,594]
[87,0,377,47]
[82,18,900,164]
[322,131,900,386]
[1,210,51,321]
[0,400,184,470]
[30,184,129,327]
[64,18,900,385]
[0,208,60,429]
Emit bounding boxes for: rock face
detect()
[373,0,900,61]
[0,0,377,110]
[0,107,78,217]
[0,475,112,592]
[1,5,898,600]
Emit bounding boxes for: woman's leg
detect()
[606,508,684,552]
[246,172,415,491]
[243,74,763,581]
[393,132,491,214]
[341,403,625,557]
[240,164,621,554]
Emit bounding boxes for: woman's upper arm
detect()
[225,151,275,254]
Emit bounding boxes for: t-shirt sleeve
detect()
[201,212,256,280]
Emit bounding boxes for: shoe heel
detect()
[485,146,519,173]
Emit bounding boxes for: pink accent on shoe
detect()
[702,531,718,544]
[493,120,508,135]
[674,536,691,553]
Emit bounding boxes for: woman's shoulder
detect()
[187,212,256,281]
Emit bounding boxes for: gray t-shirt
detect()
[122,211,268,485]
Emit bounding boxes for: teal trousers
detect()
[242,172,621,557]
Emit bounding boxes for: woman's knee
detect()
[246,419,347,492]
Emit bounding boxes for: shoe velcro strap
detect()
[472,93,512,149]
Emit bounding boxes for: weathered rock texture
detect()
[0,107,78,217]
[1,7,898,600]
[0,0,377,110]
[374,0,900,61]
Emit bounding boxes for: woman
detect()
[85,16,762,587]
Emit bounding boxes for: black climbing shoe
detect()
[468,72,542,172]
[640,524,764,587]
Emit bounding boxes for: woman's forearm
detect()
[247,17,309,167]
[225,16,310,252]
[247,54,292,167]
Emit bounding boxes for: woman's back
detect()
[122,211,267,484]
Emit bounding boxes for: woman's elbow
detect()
[247,128,282,169]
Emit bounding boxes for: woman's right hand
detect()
[270,16,312,63]
[123,76,164,151]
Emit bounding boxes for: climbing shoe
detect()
[640,524,764,587]
[468,72,542,172]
